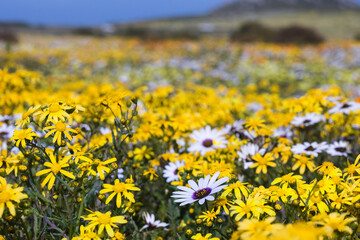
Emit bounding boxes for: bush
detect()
[72,27,104,37]
[0,28,18,44]
[275,25,324,44]
[230,22,276,42]
[355,33,360,41]
[117,27,200,41]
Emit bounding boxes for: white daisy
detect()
[188,125,228,156]
[163,160,185,183]
[291,113,325,127]
[237,143,266,169]
[139,212,168,231]
[326,141,350,157]
[272,126,293,139]
[291,142,328,157]
[328,101,360,114]
[171,171,229,206]
[0,123,15,140]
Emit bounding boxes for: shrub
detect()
[355,33,360,41]
[0,28,18,44]
[230,22,276,42]
[275,25,324,44]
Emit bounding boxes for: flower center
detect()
[113,182,126,193]
[97,213,111,224]
[202,139,213,148]
[55,122,66,132]
[347,165,356,174]
[305,146,315,151]
[192,187,212,200]
[341,103,350,109]
[49,104,61,113]
[242,205,252,214]
[335,147,346,153]
[17,131,28,140]
[51,163,62,174]
[0,191,11,203]
[303,120,311,124]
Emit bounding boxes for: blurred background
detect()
[1,0,360,42]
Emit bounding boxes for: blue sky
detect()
[0,0,228,26]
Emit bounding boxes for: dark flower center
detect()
[192,187,212,200]
[335,147,347,153]
[305,146,315,151]
[341,103,350,109]
[303,120,311,124]
[0,131,8,137]
[202,139,213,148]
[173,168,179,175]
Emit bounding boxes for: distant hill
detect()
[210,0,360,16]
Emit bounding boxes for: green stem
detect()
[20,217,31,240]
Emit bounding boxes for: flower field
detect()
[1,35,360,239]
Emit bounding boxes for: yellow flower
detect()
[10,128,38,148]
[344,154,360,178]
[143,168,158,181]
[230,195,265,220]
[112,231,126,240]
[81,157,117,180]
[236,217,278,239]
[36,152,75,190]
[99,178,140,208]
[72,225,101,240]
[44,120,78,145]
[292,155,315,174]
[244,118,266,132]
[134,146,154,161]
[15,105,40,129]
[82,211,127,238]
[272,173,303,186]
[314,212,356,237]
[212,196,232,215]
[250,153,276,174]
[37,102,71,122]
[191,233,219,240]
[0,177,27,217]
[222,181,250,199]
[198,208,217,223]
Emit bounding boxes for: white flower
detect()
[163,160,185,183]
[100,127,111,135]
[0,123,16,139]
[171,171,229,206]
[326,141,350,157]
[237,143,266,169]
[272,126,293,139]
[140,212,168,231]
[117,168,124,179]
[291,113,325,127]
[328,101,360,114]
[188,125,228,156]
[291,142,328,157]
